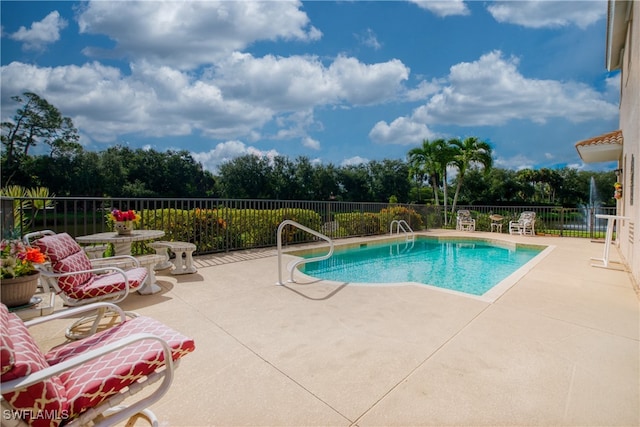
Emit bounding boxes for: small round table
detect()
[489,214,504,233]
[76,230,166,294]
[76,230,165,256]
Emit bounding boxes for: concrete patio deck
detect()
[29,231,639,426]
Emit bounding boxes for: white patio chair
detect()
[23,230,148,338]
[509,211,536,235]
[1,302,195,427]
[456,210,476,232]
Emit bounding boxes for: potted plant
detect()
[107,209,141,235]
[613,182,623,200]
[1,239,46,307]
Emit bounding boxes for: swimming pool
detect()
[294,237,549,300]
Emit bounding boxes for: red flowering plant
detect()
[106,209,141,234]
[1,240,46,278]
[107,209,141,223]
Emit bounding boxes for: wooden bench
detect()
[149,241,197,275]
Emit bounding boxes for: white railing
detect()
[277,220,334,285]
[390,219,414,241]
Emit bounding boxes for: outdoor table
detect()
[76,229,165,294]
[591,214,629,269]
[489,214,504,233]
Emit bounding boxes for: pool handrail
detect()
[277,220,334,285]
[390,219,415,241]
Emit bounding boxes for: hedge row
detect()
[136,205,424,254]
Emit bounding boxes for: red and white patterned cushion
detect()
[1,304,195,425]
[33,232,79,263]
[34,233,146,299]
[35,233,93,292]
[62,267,147,300]
[0,304,14,376]
[0,304,69,427]
[45,316,196,418]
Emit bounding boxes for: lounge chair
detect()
[456,210,476,232]
[23,231,148,338]
[509,211,536,235]
[0,302,195,427]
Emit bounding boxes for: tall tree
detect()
[339,164,372,202]
[269,156,296,199]
[408,139,441,206]
[449,136,493,217]
[432,139,457,224]
[293,156,316,200]
[217,154,272,198]
[312,162,340,201]
[369,159,411,203]
[1,92,80,186]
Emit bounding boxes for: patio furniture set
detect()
[1,229,200,426]
[456,210,536,235]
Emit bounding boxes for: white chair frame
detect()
[1,303,179,427]
[508,212,536,235]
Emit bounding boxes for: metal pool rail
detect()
[277,220,334,285]
[390,219,415,241]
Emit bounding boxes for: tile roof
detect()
[575,129,623,163]
[575,129,623,148]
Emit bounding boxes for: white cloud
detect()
[10,11,67,51]
[302,136,321,150]
[487,1,605,29]
[405,79,442,101]
[369,117,437,145]
[191,140,280,173]
[408,0,470,17]
[213,53,409,109]
[355,28,382,50]
[327,56,410,105]
[605,72,621,101]
[494,153,535,171]
[1,46,409,149]
[411,50,618,126]
[272,110,319,141]
[1,1,410,157]
[0,61,273,144]
[77,0,321,70]
[341,156,369,166]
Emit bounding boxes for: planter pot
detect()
[1,272,40,308]
[114,221,134,235]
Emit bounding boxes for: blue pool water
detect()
[299,237,544,296]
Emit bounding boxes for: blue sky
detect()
[1,0,620,173]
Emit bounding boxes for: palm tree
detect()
[408,139,441,206]
[449,137,493,220]
[431,139,457,225]
[408,139,457,224]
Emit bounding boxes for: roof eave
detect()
[606,1,631,71]
[576,144,623,163]
[575,130,624,163]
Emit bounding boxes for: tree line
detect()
[1,92,617,206]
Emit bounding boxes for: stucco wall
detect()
[617,2,639,284]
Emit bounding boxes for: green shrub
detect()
[141,207,322,251]
[378,206,424,232]
[334,212,381,236]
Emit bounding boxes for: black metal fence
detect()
[453,205,616,238]
[1,197,615,256]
